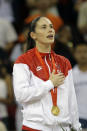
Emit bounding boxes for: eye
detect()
[50,25,53,28]
[42,26,46,29]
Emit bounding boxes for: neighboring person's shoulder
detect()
[72,65,79,74]
[0,19,8,25]
[0,19,12,28]
[0,121,7,131]
[0,79,7,88]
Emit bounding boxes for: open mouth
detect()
[47,34,54,39]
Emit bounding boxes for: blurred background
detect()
[0,0,87,131]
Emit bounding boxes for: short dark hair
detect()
[27,16,42,50]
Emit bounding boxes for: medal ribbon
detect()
[51,55,57,106]
[35,48,57,107]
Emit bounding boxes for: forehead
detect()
[36,17,52,26]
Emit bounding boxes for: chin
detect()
[49,41,54,44]
[48,39,54,43]
[42,39,54,45]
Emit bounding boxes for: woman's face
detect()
[31,17,55,45]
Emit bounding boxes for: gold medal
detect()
[51,106,60,116]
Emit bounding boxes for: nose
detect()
[49,30,52,33]
[48,28,53,33]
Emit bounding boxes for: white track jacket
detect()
[13,48,81,131]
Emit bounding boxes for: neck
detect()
[36,42,51,53]
[78,63,87,72]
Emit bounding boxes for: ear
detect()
[30,32,37,40]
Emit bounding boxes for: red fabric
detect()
[22,125,40,131]
[39,52,53,73]
[15,48,71,80]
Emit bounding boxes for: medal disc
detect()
[51,106,60,116]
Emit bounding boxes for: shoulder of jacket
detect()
[54,52,70,63]
[54,52,72,70]
[15,48,35,64]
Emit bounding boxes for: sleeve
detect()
[67,62,82,131]
[13,63,54,104]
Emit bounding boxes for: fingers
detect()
[55,73,65,78]
[51,70,64,75]
[55,78,65,87]
[49,71,65,87]
[50,71,65,79]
